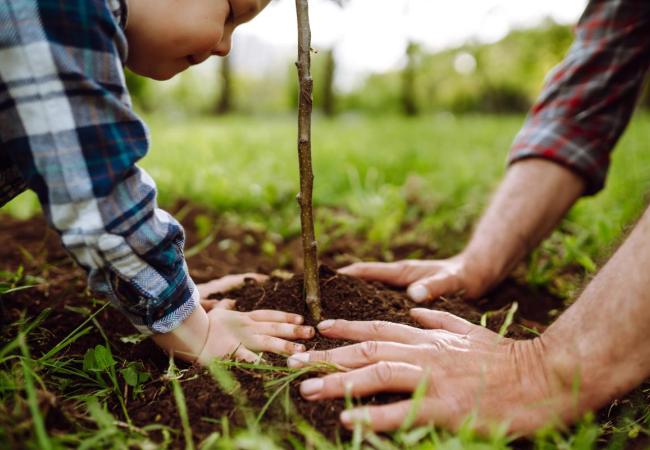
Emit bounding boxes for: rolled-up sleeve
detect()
[0,0,197,333]
[508,0,650,195]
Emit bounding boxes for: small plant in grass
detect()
[82,344,131,422]
[0,266,43,295]
[120,362,151,399]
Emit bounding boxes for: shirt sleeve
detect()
[0,0,198,333]
[508,0,650,195]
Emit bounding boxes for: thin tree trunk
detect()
[321,48,336,117]
[402,41,419,116]
[216,56,233,115]
[295,0,321,321]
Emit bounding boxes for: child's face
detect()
[125,0,271,80]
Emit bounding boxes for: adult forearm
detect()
[541,203,650,414]
[462,159,585,289]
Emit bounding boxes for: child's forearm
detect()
[152,305,210,363]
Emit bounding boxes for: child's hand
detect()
[153,273,315,364]
[197,300,314,363]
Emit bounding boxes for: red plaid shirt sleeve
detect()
[508,0,650,195]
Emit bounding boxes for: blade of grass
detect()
[18,333,52,450]
[399,367,430,432]
[498,302,519,337]
[0,284,38,295]
[0,308,51,360]
[168,357,195,450]
[39,302,109,361]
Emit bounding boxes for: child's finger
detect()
[251,335,306,355]
[197,273,269,298]
[200,299,218,311]
[248,310,304,325]
[253,322,315,339]
[214,299,237,310]
[234,347,261,363]
[201,299,236,311]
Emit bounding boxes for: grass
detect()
[5,112,649,260]
[2,112,650,448]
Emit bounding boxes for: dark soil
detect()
[1,205,648,448]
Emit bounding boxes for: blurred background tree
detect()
[215,56,234,115]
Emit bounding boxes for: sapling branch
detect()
[295,0,321,321]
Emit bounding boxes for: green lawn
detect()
[5,112,649,270]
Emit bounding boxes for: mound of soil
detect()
[206,265,542,440]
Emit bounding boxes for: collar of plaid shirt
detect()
[109,0,129,31]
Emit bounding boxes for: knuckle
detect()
[373,361,395,385]
[309,350,327,363]
[321,350,333,363]
[359,341,379,361]
[370,320,389,335]
[396,261,413,283]
[329,373,347,393]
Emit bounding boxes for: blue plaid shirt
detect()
[0,0,199,334]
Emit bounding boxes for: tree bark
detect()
[295,0,321,321]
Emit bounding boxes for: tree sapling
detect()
[295,0,321,321]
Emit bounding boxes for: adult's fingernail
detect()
[408,284,429,303]
[293,344,306,353]
[287,352,309,368]
[318,319,335,331]
[302,326,315,338]
[300,378,323,396]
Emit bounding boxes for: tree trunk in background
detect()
[402,41,419,116]
[321,48,337,117]
[216,56,233,115]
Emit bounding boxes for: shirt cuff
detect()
[507,121,610,196]
[93,267,200,335]
[150,280,200,334]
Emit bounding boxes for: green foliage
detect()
[83,345,116,373]
[340,19,574,115]
[81,344,132,422]
[0,266,42,295]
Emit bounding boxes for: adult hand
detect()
[288,309,571,434]
[340,255,493,303]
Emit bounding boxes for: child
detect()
[0,0,315,364]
